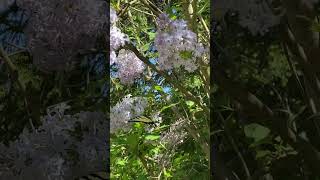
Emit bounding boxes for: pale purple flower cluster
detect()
[110,24,129,64]
[110,8,145,85]
[155,13,207,72]
[116,49,145,85]
[160,118,187,147]
[0,111,108,179]
[110,94,148,133]
[17,0,107,72]
[155,118,187,167]
[110,7,118,24]
[110,7,129,64]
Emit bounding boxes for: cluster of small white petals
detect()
[110,7,129,64]
[116,49,145,85]
[160,118,187,147]
[151,112,162,124]
[155,13,207,72]
[155,119,187,167]
[110,8,118,24]
[110,51,117,65]
[110,94,148,133]
[110,7,144,84]
[110,25,129,54]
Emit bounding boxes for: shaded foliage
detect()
[212,0,320,179]
[0,2,109,179]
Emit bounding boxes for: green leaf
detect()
[186,100,195,107]
[154,85,163,92]
[255,150,270,159]
[141,43,150,52]
[244,123,270,142]
[160,102,179,112]
[179,50,193,60]
[274,136,281,142]
[145,134,160,141]
[164,168,173,178]
[116,159,126,166]
[147,32,156,40]
[311,22,320,32]
[198,1,209,14]
[127,134,139,152]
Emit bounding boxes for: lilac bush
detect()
[0,110,108,179]
[17,0,108,72]
[155,13,207,72]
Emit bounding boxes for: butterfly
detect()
[128,115,155,124]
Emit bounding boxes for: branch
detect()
[0,46,25,92]
[182,0,197,33]
[0,46,37,132]
[138,153,155,177]
[281,0,320,113]
[123,43,208,115]
[200,16,210,35]
[217,112,252,180]
[172,106,210,160]
[139,0,162,17]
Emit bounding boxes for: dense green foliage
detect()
[110,0,210,179]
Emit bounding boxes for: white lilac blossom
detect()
[110,94,148,133]
[155,119,187,167]
[0,111,108,179]
[17,0,107,72]
[110,50,117,65]
[110,26,129,56]
[160,118,187,147]
[151,111,163,124]
[155,13,207,72]
[110,8,144,85]
[110,7,129,64]
[110,7,118,24]
[116,49,145,85]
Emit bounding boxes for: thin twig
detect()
[0,45,26,92]
[218,112,252,180]
[200,16,210,35]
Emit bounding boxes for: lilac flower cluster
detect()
[155,13,207,72]
[116,49,146,84]
[160,118,187,148]
[110,94,148,133]
[110,7,129,64]
[17,0,108,72]
[155,118,187,167]
[110,8,145,85]
[0,110,108,179]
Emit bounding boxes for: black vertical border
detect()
[106,0,111,179]
[210,0,215,179]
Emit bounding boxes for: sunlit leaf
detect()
[244,123,270,142]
